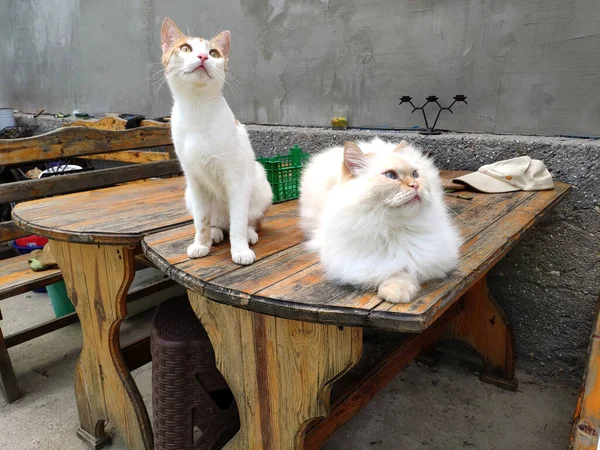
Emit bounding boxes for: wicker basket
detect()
[151,296,239,450]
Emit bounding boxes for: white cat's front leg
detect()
[227,183,255,265]
[185,183,212,259]
[377,272,420,304]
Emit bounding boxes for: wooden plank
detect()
[0,253,62,301]
[12,176,190,245]
[5,312,79,348]
[0,126,172,166]
[1,160,182,203]
[64,116,129,130]
[189,291,362,450]
[141,200,299,271]
[64,116,170,130]
[80,150,171,164]
[0,220,29,243]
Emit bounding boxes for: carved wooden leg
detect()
[570,296,600,450]
[445,277,518,391]
[52,241,152,450]
[0,308,21,403]
[189,292,362,450]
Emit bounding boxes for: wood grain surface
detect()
[0,126,172,166]
[0,253,62,301]
[12,176,191,245]
[143,172,570,332]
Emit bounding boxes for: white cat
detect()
[161,18,272,265]
[299,138,461,303]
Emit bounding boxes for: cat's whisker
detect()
[444,204,464,221]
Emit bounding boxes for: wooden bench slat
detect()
[79,150,170,164]
[3,277,177,348]
[0,221,29,242]
[0,126,173,166]
[0,253,62,301]
[1,160,182,203]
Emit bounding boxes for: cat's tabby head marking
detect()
[161,17,230,91]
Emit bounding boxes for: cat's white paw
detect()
[378,278,419,304]
[248,228,259,245]
[231,248,256,265]
[187,243,210,259]
[211,227,224,244]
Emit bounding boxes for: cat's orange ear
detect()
[161,17,184,53]
[343,142,368,178]
[393,141,408,152]
[212,31,231,58]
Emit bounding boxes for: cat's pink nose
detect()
[407,179,419,189]
[197,53,209,62]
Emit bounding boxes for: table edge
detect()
[142,182,571,332]
[12,207,193,246]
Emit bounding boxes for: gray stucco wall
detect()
[3,0,600,136]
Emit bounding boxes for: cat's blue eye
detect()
[412,170,419,178]
[383,171,398,180]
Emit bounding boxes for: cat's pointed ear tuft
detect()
[343,141,368,178]
[212,31,231,58]
[161,17,184,54]
[393,141,409,152]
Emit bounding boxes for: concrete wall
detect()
[2,0,600,136]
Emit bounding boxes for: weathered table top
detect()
[12,176,190,245]
[143,171,570,333]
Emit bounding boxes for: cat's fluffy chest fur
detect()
[171,98,251,197]
[300,138,461,304]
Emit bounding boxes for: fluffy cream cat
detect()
[161,18,272,265]
[300,138,461,303]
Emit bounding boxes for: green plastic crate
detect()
[257,145,310,203]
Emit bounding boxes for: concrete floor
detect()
[0,291,580,450]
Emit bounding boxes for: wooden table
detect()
[12,176,191,450]
[142,172,570,450]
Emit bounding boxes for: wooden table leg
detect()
[52,241,153,450]
[189,291,362,450]
[444,277,518,391]
[570,296,600,450]
[0,307,21,402]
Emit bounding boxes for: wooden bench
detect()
[0,117,180,402]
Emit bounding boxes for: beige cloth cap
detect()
[453,156,554,193]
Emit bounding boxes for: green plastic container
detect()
[257,145,311,203]
[46,280,75,318]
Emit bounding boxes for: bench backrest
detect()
[0,119,179,243]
